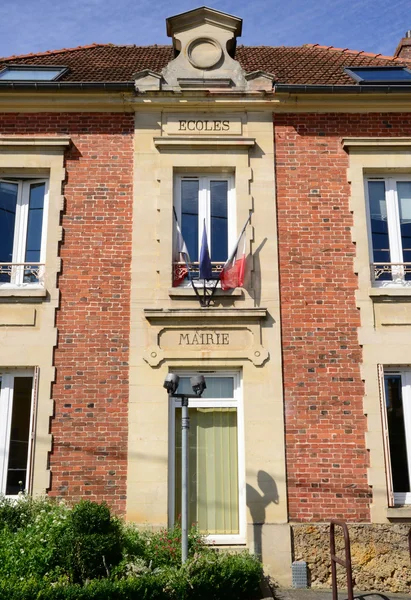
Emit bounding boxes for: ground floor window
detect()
[0,370,36,495]
[382,369,411,504]
[168,371,245,543]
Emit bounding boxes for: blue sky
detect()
[1,0,410,59]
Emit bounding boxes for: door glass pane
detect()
[175,407,239,535]
[181,180,199,262]
[368,181,391,280]
[384,374,410,493]
[5,377,32,495]
[210,180,228,262]
[177,376,234,398]
[397,182,411,279]
[0,182,18,283]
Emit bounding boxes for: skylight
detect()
[345,66,411,84]
[0,66,67,81]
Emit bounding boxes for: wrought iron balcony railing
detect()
[372,262,411,283]
[0,263,45,285]
[173,261,225,282]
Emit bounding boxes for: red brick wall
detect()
[274,113,411,522]
[0,113,134,513]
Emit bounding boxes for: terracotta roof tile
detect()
[0,42,410,85]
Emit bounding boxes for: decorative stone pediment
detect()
[161,7,247,91]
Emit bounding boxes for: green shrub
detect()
[121,520,205,569]
[0,495,46,533]
[0,497,71,580]
[0,497,262,599]
[57,500,123,584]
[0,573,169,600]
[183,550,262,600]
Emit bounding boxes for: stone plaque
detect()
[160,328,252,351]
[143,308,269,367]
[164,113,243,136]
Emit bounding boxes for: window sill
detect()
[386,506,411,518]
[0,286,47,298]
[169,287,243,298]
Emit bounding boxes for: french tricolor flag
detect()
[220,214,251,291]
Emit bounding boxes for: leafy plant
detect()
[0,497,262,599]
[57,500,123,583]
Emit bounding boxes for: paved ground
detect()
[270,589,411,600]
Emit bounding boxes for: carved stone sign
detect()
[160,328,250,351]
[164,114,242,136]
[179,331,229,345]
[143,308,270,367]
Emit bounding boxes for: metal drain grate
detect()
[292,560,308,588]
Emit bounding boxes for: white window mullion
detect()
[401,372,411,501]
[26,366,39,494]
[227,177,236,257]
[386,179,403,282]
[14,181,32,285]
[0,375,14,494]
[198,177,208,259]
[39,182,49,282]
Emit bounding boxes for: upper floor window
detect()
[367,176,411,286]
[0,370,36,496]
[173,174,235,283]
[0,178,48,286]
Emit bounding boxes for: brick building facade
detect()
[0,8,410,590]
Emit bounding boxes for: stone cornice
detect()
[153,135,255,149]
[0,136,71,147]
[144,307,267,321]
[343,137,411,148]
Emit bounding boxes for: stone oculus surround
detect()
[134,7,274,92]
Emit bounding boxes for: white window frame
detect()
[383,369,411,505]
[168,370,246,545]
[0,369,36,497]
[365,175,411,287]
[174,173,236,272]
[0,178,49,287]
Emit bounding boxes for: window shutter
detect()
[377,364,395,507]
[27,366,39,495]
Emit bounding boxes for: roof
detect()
[0,42,410,86]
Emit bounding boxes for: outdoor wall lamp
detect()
[163,372,206,563]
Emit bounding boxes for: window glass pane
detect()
[177,376,234,398]
[347,68,411,82]
[5,377,32,495]
[0,182,18,282]
[25,183,45,278]
[368,181,391,280]
[181,180,199,262]
[210,180,228,262]
[175,407,239,535]
[0,68,64,81]
[397,182,411,279]
[384,374,410,493]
